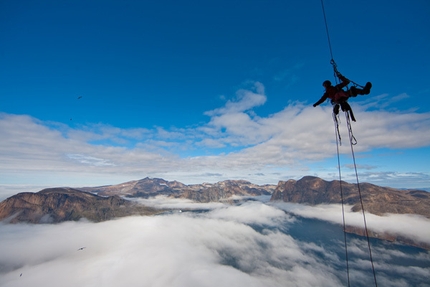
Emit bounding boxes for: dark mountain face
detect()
[270,176,430,218]
[0,188,160,224]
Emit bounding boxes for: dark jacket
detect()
[313,75,350,106]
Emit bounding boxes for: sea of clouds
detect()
[1,198,429,287]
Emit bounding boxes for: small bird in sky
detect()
[77,247,86,251]
[77,96,82,99]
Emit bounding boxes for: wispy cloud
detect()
[1,83,430,187]
[66,154,116,167]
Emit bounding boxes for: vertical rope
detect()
[321,0,339,84]
[345,112,378,287]
[333,113,350,287]
[321,0,334,62]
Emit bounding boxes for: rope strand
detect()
[321,0,334,62]
[345,112,378,287]
[333,113,350,287]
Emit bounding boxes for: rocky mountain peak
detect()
[271,176,430,218]
[0,187,159,224]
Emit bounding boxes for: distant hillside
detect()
[81,177,277,202]
[270,176,430,218]
[270,176,430,249]
[0,187,161,224]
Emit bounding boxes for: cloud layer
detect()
[272,202,430,246]
[1,81,430,188]
[1,200,429,287]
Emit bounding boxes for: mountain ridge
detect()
[81,177,276,202]
[0,187,161,223]
[270,176,430,218]
[1,176,429,224]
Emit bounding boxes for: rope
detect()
[348,79,365,89]
[333,112,350,287]
[321,0,334,62]
[323,2,376,284]
[320,0,340,85]
[321,0,365,89]
[345,112,378,286]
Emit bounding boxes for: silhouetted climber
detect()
[313,73,372,121]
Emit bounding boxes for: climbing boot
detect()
[362,82,372,95]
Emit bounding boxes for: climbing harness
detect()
[321,0,377,286]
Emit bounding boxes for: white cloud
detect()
[0,204,343,287]
[272,202,430,246]
[66,154,116,166]
[133,195,226,210]
[204,82,266,116]
[1,86,430,188]
[1,201,429,287]
[206,200,293,226]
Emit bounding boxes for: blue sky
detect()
[1,0,429,193]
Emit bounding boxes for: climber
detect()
[312,73,372,121]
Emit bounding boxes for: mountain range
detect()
[1,176,429,248]
[80,177,276,202]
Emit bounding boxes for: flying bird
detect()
[77,96,82,99]
[77,247,86,251]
